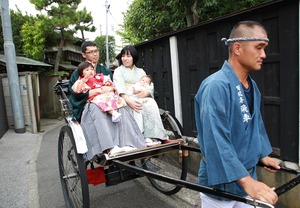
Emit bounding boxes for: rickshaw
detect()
[54,80,300,208]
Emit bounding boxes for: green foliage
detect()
[120,0,272,44]
[74,7,96,40]
[120,0,186,44]
[29,0,95,71]
[1,0,94,65]
[10,10,33,54]
[30,0,81,33]
[21,15,49,60]
[94,35,116,66]
[200,0,271,21]
[0,9,33,53]
[21,13,77,61]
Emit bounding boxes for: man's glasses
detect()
[85,49,99,55]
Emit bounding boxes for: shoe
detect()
[145,138,161,146]
[152,139,162,145]
[109,146,124,156]
[112,111,122,123]
[145,138,154,146]
[122,146,137,152]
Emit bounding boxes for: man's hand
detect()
[101,86,114,93]
[260,156,281,173]
[89,86,114,98]
[238,176,278,205]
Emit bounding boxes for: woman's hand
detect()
[120,94,142,112]
[126,97,142,112]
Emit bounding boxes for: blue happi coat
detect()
[194,61,272,199]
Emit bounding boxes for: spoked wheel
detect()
[160,109,183,139]
[142,148,188,195]
[142,109,188,195]
[58,125,90,208]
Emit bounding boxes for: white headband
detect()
[221,37,269,46]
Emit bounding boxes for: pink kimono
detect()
[75,73,127,112]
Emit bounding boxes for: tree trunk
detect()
[80,29,85,41]
[191,1,201,25]
[185,5,194,27]
[185,0,201,27]
[54,38,64,72]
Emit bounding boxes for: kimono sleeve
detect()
[113,67,128,95]
[258,112,273,158]
[69,70,89,121]
[195,81,249,185]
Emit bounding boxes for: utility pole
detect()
[105,0,110,68]
[0,0,25,133]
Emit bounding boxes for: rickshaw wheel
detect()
[142,110,188,195]
[58,125,90,208]
[160,109,183,140]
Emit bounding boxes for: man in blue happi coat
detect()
[195,21,280,207]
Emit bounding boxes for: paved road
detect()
[0,119,65,208]
[0,119,200,208]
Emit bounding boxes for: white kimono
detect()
[113,65,168,140]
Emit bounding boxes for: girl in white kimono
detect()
[113,45,168,146]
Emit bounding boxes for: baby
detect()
[128,75,152,100]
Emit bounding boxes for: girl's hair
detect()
[77,62,94,77]
[116,45,139,66]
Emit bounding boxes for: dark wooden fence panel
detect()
[135,0,299,163]
[39,75,62,118]
[274,2,299,161]
[0,78,8,138]
[136,38,174,113]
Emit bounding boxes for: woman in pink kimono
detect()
[113,46,168,146]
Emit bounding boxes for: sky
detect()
[8,0,132,46]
